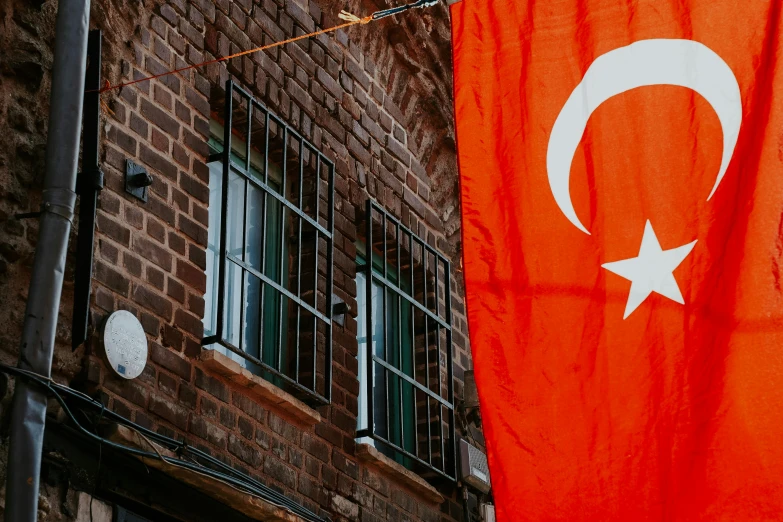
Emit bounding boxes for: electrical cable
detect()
[0,364,326,522]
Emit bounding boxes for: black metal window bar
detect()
[202,80,334,405]
[357,200,456,481]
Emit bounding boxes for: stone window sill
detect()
[200,349,321,427]
[356,443,445,504]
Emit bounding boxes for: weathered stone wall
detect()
[0,0,479,520]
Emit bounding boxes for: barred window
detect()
[356,200,456,481]
[202,81,334,405]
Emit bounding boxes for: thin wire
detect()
[92,14,371,94]
[90,0,440,94]
[0,364,325,522]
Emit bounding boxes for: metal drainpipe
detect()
[5,0,91,520]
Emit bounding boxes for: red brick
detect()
[188,244,206,270]
[180,172,209,203]
[176,259,206,293]
[107,125,137,155]
[98,191,120,215]
[237,415,253,440]
[174,308,203,338]
[191,417,227,448]
[315,422,342,447]
[264,456,297,489]
[151,127,169,152]
[134,236,173,271]
[140,143,178,181]
[178,214,208,246]
[99,239,119,264]
[132,284,172,320]
[231,393,267,423]
[147,218,166,243]
[141,97,179,136]
[149,394,189,430]
[123,252,142,278]
[97,214,131,246]
[219,405,236,428]
[228,433,262,467]
[146,265,165,290]
[302,433,329,463]
[385,134,411,167]
[179,382,197,409]
[195,367,229,403]
[95,261,130,295]
[146,194,176,226]
[104,377,149,408]
[168,231,186,255]
[158,371,178,397]
[269,412,301,444]
[162,324,184,350]
[167,276,185,303]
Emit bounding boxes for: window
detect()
[202,80,334,404]
[356,200,456,481]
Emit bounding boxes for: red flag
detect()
[452,1,783,520]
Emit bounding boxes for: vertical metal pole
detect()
[277,127,288,373]
[6,0,90,519]
[216,80,234,343]
[294,141,303,382]
[259,111,270,361]
[381,210,390,440]
[324,161,334,401]
[311,158,320,392]
[71,30,103,351]
[446,261,456,476]
[239,99,251,353]
[364,199,374,439]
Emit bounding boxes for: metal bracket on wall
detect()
[125,160,153,202]
[331,295,351,327]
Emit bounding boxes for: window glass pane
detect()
[357,272,369,434]
[243,272,262,372]
[356,254,420,469]
[245,184,265,270]
[203,160,223,336]
[226,171,245,259]
[224,261,242,348]
[265,192,283,283]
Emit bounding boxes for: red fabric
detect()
[451,1,783,520]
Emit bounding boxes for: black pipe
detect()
[5,0,91,520]
[462,485,472,522]
[72,30,104,351]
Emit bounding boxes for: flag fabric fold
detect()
[451,1,783,520]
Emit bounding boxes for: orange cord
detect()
[93,13,372,94]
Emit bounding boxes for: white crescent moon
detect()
[546,39,742,234]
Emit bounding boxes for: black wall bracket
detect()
[331,295,351,327]
[125,160,153,202]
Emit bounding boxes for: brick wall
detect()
[0,0,479,520]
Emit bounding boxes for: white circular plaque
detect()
[103,310,148,379]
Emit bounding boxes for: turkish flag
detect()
[451,1,783,520]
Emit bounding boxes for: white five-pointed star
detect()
[602,221,697,319]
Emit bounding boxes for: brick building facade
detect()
[0,0,488,520]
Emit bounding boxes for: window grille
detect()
[356,200,456,481]
[202,80,334,405]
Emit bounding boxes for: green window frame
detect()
[202,81,334,404]
[357,253,416,469]
[356,200,456,481]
